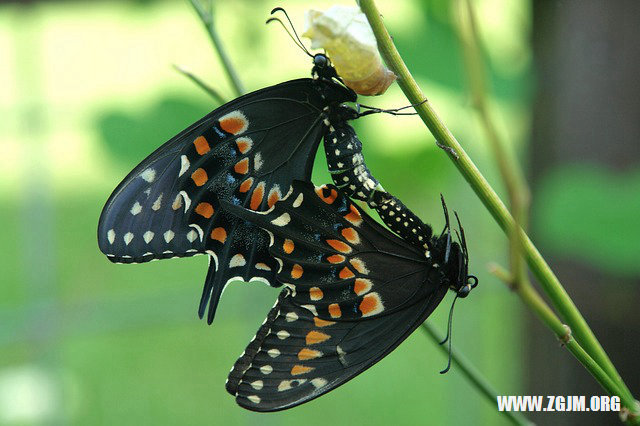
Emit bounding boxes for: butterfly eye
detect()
[458,286,471,298]
[313,54,329,68]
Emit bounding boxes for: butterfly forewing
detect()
[98,79,353,322]
[221,181,449,411]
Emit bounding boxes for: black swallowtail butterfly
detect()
[219,180,476,411]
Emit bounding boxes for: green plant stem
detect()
[455,0,530,288]
[188,0,245,96]
[173,64,227,104]
[421,322,533,426]
[359,0,638,418]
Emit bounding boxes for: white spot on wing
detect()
[285,312,298,322]
[254,263,271,271]
[276,330,290,340]
[140,168,156,182]
[143,231,154,243]
[164,230,175,243]
[152,194,163,211]
[254,152,263,171]
[250,380,263,390]
[270,213,291,227]
[130,201,142,215]
[186,230,198,243]
[247,395,261,403]
[259,365,273,375]
[123,232,134,245]
[229,254,246,267]
[107,229,115,244]
[178,191,191,211]
[292,193,304,208]
[179,155,190,177]
[267,348,280,358]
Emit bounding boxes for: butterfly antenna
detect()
[440,295,459,374]
[440,194,451,235]
[268,7,312,57]
[440,194,452,262]
[454,211,469,270]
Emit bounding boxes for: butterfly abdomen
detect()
[324,121,382,205]
[371,192,434,256]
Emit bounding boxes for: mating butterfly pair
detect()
[97,48,477,410]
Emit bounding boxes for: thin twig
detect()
[421,322,534,426]
[173,64,227,104]
[358,0,638,419]
[454,0,530,289]
[188,0,245,96]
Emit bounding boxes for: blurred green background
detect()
[1,0,638,425]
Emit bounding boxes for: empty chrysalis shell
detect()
[303,5,396,96]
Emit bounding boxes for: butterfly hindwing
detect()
[226,286,447,411]
[221,181,449,411]
[98,79,354,322]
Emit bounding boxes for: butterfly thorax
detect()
[430,235,476,298]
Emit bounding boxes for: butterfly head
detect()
[312,53,341,81]
[434,195,478,298]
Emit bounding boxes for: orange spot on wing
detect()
[234,158,249,175]
[193,136,210,155]
[326,239,352,254]
[344,204,363,226]
[350,259,368,274]
[354,278,372,295]
[267,188,281,208]
[339,267,355,279]
[315,186,338,204]
[291,264,303,279]
[327,254,345,264]
[194,202,214,218]
[191,168,208,186]
[306,330,330,345]
[239,177,253,193]
[219,114,247,135]
[309,287,323,300]
[298,348,322,361]
[210,227,227,243]
[313,317,336,327]
[359,293,383,317]
[341,228,360,245]
[328,303,342,318]
[291,365,314,376]
[235,137,252,154]
[250,183,265,210]
[283,239,294,254]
